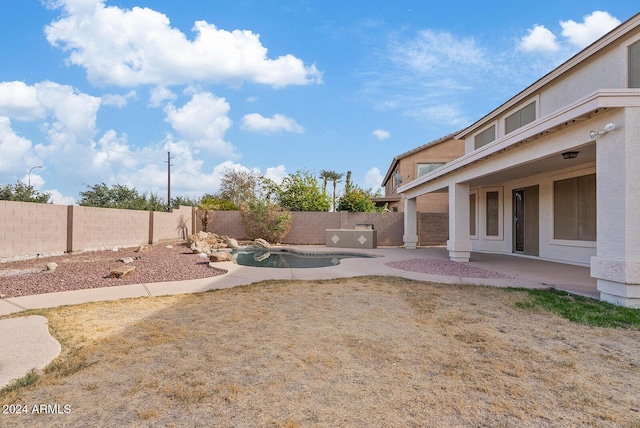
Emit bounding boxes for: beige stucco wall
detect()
[386,137,464,213]
[0,204,197,260]
[207,211,405,247]
[0,201,68,258]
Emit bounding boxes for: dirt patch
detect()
[1,277,638,427]
[0,243,227,298]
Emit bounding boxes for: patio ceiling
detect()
[467,142,596,187]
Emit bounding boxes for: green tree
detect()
[78,183,166,211]
[337,186,377,212]
[265,170,330,212]
[0,182,51,203]
[196,196,219,232]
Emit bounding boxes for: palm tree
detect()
[319,170,333,196]
[328,171,344,212]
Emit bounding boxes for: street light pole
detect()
[28,165,43,187]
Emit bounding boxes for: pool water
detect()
[232,250,373,268]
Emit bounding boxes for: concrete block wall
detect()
[70,206,150,251]
[152,205,193,243]
[0,201,68,258]
[206,211,404,247]
[0,202,198,260]
[418,212,449,246]
[207,211,248,239]
[286,212,342,244]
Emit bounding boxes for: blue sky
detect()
[0,1,637,204]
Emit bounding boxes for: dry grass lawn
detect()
[1,276,639,427]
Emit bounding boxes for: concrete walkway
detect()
[0,246,597,388]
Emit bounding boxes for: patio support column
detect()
[447,182,472,262]
[591,108,640,308]
[403,197,418,249]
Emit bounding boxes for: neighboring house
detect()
[375,131,465,213]
[398,13,640,307]
[374,132,465,246]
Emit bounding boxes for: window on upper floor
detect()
[505,101,536,134]
[629,40,640,88]
[474,125,495,149]
[417,163,445,177]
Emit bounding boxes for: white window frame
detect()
[504,99,538,135]
[481,186,503,241]
[549,167,597,249]
[621,32,640,88]
[469,189,479,240]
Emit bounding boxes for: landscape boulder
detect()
[208,252,237,263]
[135,245,152,253]
[46,262,58,272]
[108,266,135,278]
[253,238,270,249]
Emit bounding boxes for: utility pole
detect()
[165,151,174,211]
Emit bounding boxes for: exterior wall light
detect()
[562,151,579,159]
[589,122,616,139]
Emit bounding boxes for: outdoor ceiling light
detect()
[562,151,579,159]
[589,122,616,139]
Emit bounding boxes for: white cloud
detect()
[364,167,383,190]
[0,117,39,175]
[45,0,322,88]
[47,189,76,205]
[372,129,390,141]
[164,92,238,157]
[560,11,621,48]
[0,81,47,121]
[518,25,559,53]
[240,113,305,134]
[101,90,137,108]
[264,164,287,184]
[149,86,176,107]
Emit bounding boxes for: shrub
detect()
[337,188,377,212]
[240,200,292,243]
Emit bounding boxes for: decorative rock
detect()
[111,247,119,252]
[190,240,211,254]
[197,253,209,259]
[46,262,58,272]
[208,252,237,263]
[135,245,152,253]
[254,238,270,249]
[224,236,239,249]
[165,245,173,249]
[108,266,135,278]
[119,257,134,264]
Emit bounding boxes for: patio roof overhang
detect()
[398,89,640,198]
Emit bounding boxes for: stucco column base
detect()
[447,239,472,263]
[597,280,640,308]
[591,256,640,308]
[403,234,418,250]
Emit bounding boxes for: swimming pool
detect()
[232,249,375,268]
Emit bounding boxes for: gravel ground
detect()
[387,258,514,279]
[0,242,227,298]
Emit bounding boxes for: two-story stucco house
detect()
[398,13,640,307]
[374,131,465,246]
[376,130,465,213]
